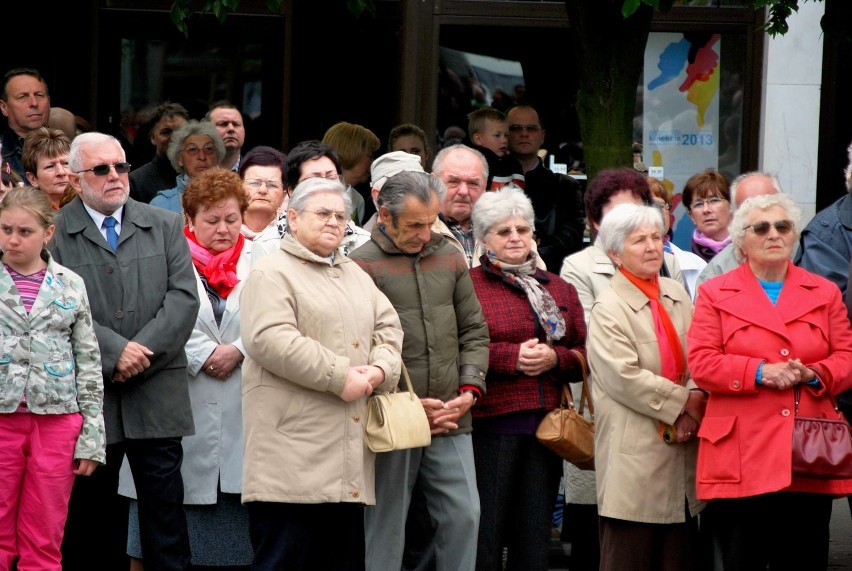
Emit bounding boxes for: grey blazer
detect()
[49,196,199,443]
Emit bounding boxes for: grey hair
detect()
[730,192,801,264]
[166,120,226,174]
[288,178,352,215]
[69,132,125,172]
[730,171,782,210]
[845,141,852,193]
[471,184,535,244]
[598,203,664,258]
[377,171,441,224]
[431,144,490,182]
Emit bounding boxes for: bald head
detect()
[48,107,76,140]
[731,172,781,210]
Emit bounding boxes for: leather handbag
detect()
[365,362,432,453]
[535,350,595,470]
[792,387,852,479]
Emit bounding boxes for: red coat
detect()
[470,259,587,419]
[688,261,852,499]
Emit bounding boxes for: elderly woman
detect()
[22,127,76,208]
[119,168,263,569]
[559,167,685,571]
[468,185,586,571]
[150,120,225,214]
[688,193,852,569]
[587,203,705,571]
[683,168,732,262]
[237,145,287,262]
[239,177,403,569]
[648,177,706,299]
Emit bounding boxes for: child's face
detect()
[473,120,509,156]
[0,206,54,273]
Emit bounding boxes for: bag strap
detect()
[568,349,594,418]
[794,385,843,420]
[373,343,417,401]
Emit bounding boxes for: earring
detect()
[189,226,195,232]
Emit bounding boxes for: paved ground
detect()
[549,498,852,570]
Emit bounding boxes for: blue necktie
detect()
[103,216,119,251]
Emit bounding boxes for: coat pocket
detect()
[697,415,741,483]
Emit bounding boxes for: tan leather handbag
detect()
[365,362,432,453]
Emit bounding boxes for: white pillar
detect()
[758,2,825,224]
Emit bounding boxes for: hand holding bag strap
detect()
[569,349,593,418]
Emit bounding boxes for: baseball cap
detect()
[370,151,425,190]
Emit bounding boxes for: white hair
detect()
[730,193,801,263]
[597,203,663,257]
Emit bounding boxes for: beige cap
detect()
[370,151,425,190]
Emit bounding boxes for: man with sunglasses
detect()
[506,104,585,271]
[50,132,200,571]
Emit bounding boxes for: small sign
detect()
[649,166,664,179]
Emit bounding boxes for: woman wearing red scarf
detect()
[120,168,259,569]
[587,203,707,571]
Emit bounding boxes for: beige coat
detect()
[239,236,403,505]
[587,271,704,524]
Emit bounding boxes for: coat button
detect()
[300,260,307,264]
[353,415,360,423]
[115,311,124,319]
[780,348,790,357]
[732,380,741,389]
[782,409,791,416]
[22,360,29,367]
[106,266,114,273]
[22,332,29,337]
[351,490,360,499]
[352,340,360,348]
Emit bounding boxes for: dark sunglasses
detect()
[75,162,132,176]
[743,219,794,236]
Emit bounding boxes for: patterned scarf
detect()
[184,226,245,298]
[619,267,686,441]
[486,251,565,342]
[691,229,731,262]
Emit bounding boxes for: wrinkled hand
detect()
[341,367,373,402]
[673,413,700,443]
[353,365,385,390]
[420,397,458,435]
[74,459,98,476]
[113,341,154,382]
[202,344,244,380]
[517,338,557,376]
[760,362,802,390]
[683,390,708,424]
[787,359,816,384]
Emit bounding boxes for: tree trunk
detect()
[564,0,654,181]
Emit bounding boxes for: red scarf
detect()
[620,268,686,440]
[184,226,244,298]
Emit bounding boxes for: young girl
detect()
[0,187,105,570]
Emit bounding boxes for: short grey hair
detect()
[69,132,124,172]
[730,171,782,210]
[597,203,664,258]
[730,193,801,263]
[377,171,442,224]
[167,120,226,174]
[288,178,352,215]
[471,184,535,244]
[431,144,490,182]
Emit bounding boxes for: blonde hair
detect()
[321,122,380,170]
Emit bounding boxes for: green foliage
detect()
[170,0,286,36]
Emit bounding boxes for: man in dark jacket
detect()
[507,104,586,271]
[52,132,199,571]
[129,102,188,203]
[351,170,489,571]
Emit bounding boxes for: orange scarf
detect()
[620,268,686,440]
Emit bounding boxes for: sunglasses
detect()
[75,162,132,176]
[743,219,794,236]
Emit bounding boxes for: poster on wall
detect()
[643,32,721,250]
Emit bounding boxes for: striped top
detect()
[4,264,47,313]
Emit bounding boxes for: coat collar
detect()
[711,261,827,342]
[60,196,154,254]
[279,234,351,267]
[608,269,690,313]
[480,255,550,286]
[0,253,74,322]
[369,223,443,258]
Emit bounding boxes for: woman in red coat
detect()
[688,191,852,570]
[469,185,587,571]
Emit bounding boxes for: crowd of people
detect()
[4,64,852,571]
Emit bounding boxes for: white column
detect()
[759,1,825,224]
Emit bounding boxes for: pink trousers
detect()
[0,410,82,571]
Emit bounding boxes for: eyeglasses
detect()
[305,208,347,225]
[299,172,342,183]
[508,124,542,133]
[491,225,532,238]
[653,202,671,211]
[690,197,725,210]
[184,145,217,157]
[74,162,131,176]
[744,219,794,236]
[244,178,283,191]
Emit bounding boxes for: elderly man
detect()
[52,132,199,571]
[129,101,189,203]
[506,104,585,270]
[362,150,426,231]
[206,101,246,172]
[350,170,489,571]
[1,68,51,178]
[696,171,781,286]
